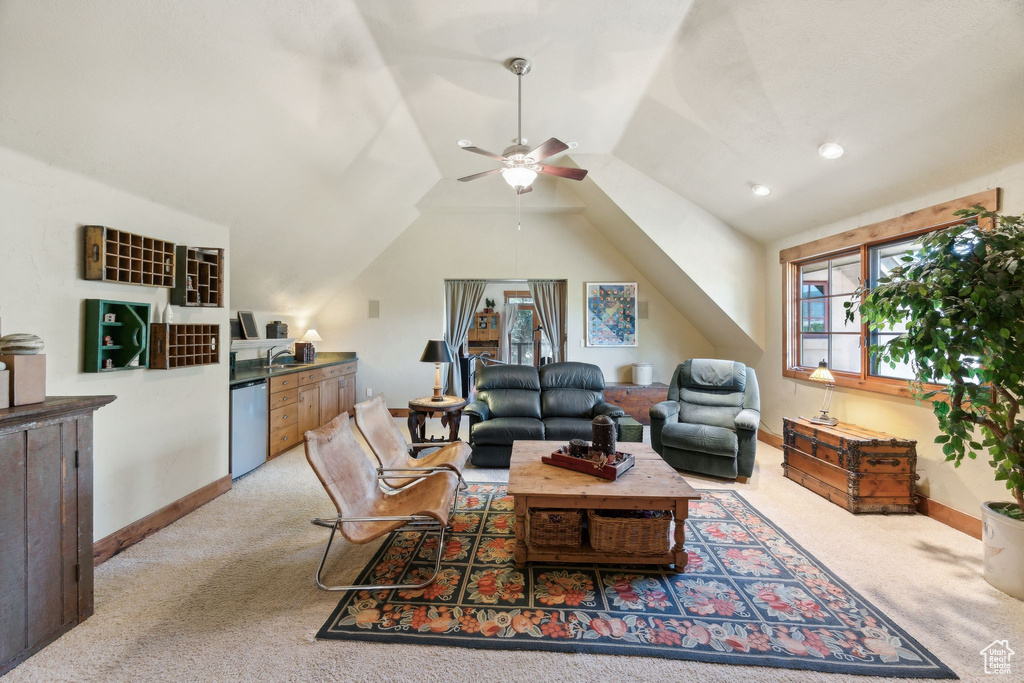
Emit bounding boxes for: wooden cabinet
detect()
[0,395,115,676]
[340,371,356,415]
[603,382,669,425]
[319,377,340,426]
[266,360,357,458]
[297,385,320,435]
[782,417,919,514]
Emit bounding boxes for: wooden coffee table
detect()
[508,440,701,569]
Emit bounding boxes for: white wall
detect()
[316,211,714,405]
[0,147,230,539]
[748,158,1024,518]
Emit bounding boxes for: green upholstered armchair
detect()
[650,359,760,481]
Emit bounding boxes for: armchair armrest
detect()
[376,466,459,484]
[650,401,680,422]
[592,401,625,419]
[734,408,760,432]
[463,401,490,421]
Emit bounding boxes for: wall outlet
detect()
[579,338,585,347]
[365,388,373,397]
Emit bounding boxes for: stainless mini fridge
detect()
[230,379,268,478]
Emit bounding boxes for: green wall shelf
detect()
[84,299,151,372]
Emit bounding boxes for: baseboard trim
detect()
[389,408,409,417]
[757,430,784,449]
[756,429,981,539]
[916,495,982,540]
[93,474,232,565]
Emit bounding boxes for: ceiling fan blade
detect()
[457,168,503,182]
[462,146,506,161]
[526,137,569,162]
[537,165,588,181]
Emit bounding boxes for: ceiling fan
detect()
[457,58,588,194]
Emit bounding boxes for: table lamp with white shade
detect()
[805,360,838,425]
[300,329,322,361]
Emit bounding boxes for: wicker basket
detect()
[529,509,583,547]
[587,509,673,555]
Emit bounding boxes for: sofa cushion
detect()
[678,359,747,393]
[540,362,606,418]
[476,365,542,419]
[472,417,545,446]
[542,417,594,442]
[661,422,738,459]
[678,402,741,430]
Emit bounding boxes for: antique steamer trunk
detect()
[782,417,918,514]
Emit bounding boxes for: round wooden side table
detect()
[407,396,467,444]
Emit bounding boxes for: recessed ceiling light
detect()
[752,184,771,196]
[457,139,472,148]
[818,142,844,159]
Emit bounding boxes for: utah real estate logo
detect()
[980,640,1015,675]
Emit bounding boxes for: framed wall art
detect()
[585,282,637,347]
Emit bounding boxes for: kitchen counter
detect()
[229,351,357,386]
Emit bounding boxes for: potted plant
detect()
[846,206,1023,599]
[485,298,496,313]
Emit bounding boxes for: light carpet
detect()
[5,420,1023,682]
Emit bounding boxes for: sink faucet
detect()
[266,347,292,366]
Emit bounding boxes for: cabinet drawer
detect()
[269,386,298,410]
[270,405,298,431]
[269,425,299,456]
[269,374,298,393]
[298,368,328,386]
[321,364,350,380]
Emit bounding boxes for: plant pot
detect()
[981,501,1024,600]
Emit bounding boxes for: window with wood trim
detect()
[780,189,999,398]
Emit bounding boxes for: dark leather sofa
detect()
[464,362,625,467]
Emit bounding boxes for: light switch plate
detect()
[365,388,372,397]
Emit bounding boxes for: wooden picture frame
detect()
[585,282,638,347]
[237,311,259,340]
[229,318,243,340]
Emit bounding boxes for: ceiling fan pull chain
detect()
[516,190,522,231]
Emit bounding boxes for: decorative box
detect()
[782,417,918,514]
[294,342,314,364]
[266,321,288,339]
[618,416,643,442]
[0,354,45,406]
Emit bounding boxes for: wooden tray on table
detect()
[541,447,635,480]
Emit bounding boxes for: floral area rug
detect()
[317,484,955,679]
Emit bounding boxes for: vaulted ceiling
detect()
[2,0,1022,323]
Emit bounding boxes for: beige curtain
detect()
[497,302,518,364]
[443,279,487,397]
[528,280,567,362]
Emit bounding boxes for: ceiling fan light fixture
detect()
[502,167,538,189]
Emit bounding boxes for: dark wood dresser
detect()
[603,382,669,425]
[1,395,115,675]
[782,417,919,514]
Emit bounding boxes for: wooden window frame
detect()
[780,189,999,399]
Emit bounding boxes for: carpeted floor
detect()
[5,420,1023,682]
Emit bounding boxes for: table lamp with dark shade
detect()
[420,339,453,401]
[806,360,838,425]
